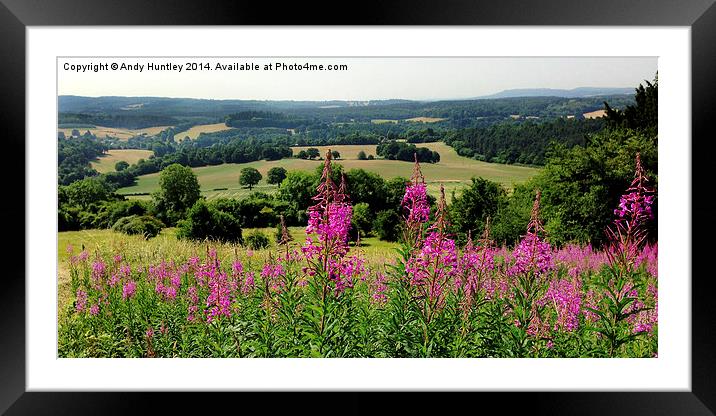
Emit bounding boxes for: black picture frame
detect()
[2,0,713,414]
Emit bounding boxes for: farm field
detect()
[59,125,172,140]
[404,117,447,123]
[583,109,607,119]
[174,123,234,140]
[91,149,154,173]
[118,142,540,199]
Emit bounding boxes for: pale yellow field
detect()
[370,119,399,124]
[174,123,234,140]
[291,144,378,160]
[405,117,447,123]
[91,149,154,173]
[583,109,607,119]
[59,125,172,141]
[59,126,135,140]
[134,125,173,136]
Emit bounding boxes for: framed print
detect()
[3,0,715,414]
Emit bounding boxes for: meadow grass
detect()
[118,142,539,199]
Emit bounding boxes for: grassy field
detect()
[117,142,539,200]
[91,149,154,173]
[174,123,234,140]
[59,125,172,141]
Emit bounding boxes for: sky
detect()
[58,57,657,101]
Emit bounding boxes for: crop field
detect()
[583,109,607,119]
[404,117,447,123]
[91,149,154,173]
[291,144,378,159]
[118,142,539,199]
[174,123,234,140]
[59,125,172,140]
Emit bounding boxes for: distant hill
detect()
[477,87,634,99]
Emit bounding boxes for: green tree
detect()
[62,177,113,208]
[331,150,341,160]
[239,167,262,190]
[352,202,372,237]
[373,210,401,242]
[267,167,288,187]
[277,171,319,224]
[449,177,507,245]
[306,148,320,159]
[152,163,201,225]
[177,200,242,243]
[357,150,367,160]
[115,161,130,171]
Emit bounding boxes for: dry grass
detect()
[404,117,447,123]
[59,125,172,141]
[91,149,154,173]
[174,123,234,140]
[583,109,607,119]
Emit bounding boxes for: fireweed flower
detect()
[543,278,582,332]
[457,222,497,300]
[91,260,106,288]
[370,272,389,306]
[75,289,88,313]
[187,285,200,322]
[261,262,286,294]
[122,280,137,300]
[405,186,458,311]
[89,303,100,316]
[508,191,554,278]
[606,153,655,270]
[205,267,233,323]
[302,151,357,295]
[401,154,430,246]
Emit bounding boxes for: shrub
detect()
[244,230,270,250]
[373,210,401,241]
[112,215,165,239]
[177,200,242,243]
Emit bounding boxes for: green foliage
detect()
[111,215,165,239]
[114,161,130,171]
[152,164,201,226]
[177,200,242,243]
[266,167,287,187]
[376,141,440,163]
[277,171,318,224]
[534,128,657,247]
[449,177,507,244]
[61,177,115,208]
[352,203,373,237]
[239,167,263,190]
[357,150,367,160]
[373,210,401,242]
[244,230,270,250]
[604,75,658,136]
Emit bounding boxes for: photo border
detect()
[3,0,715,413]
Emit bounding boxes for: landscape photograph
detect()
[57,57,658,358]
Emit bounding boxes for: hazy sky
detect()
[58,57,657,101]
